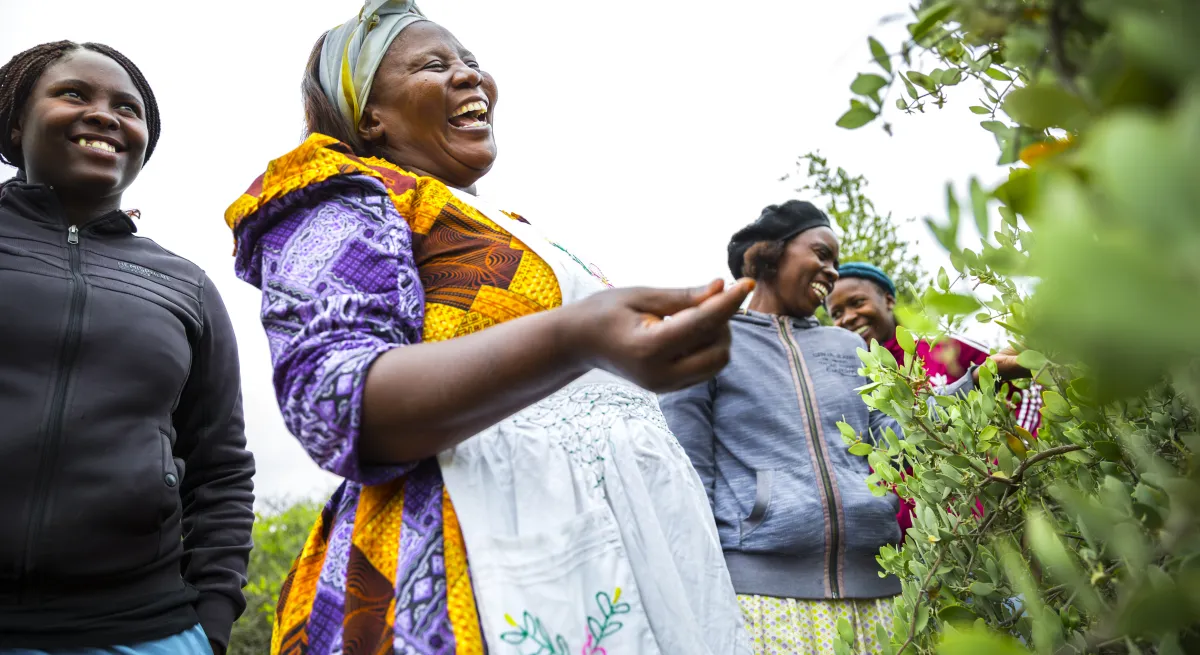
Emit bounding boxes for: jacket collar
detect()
[735,308,821,329]
[0,181,137,235]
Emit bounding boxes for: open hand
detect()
[572,279,755,392]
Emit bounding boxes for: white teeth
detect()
[77,138,116,153]
[451,100,489,118]
[811,282,829,299]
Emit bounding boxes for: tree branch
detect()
[1013,445,1083,482]
[898,549,947,655]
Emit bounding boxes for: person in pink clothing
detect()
[826,262,1041,536]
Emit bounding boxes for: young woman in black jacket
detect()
[0,41,254,654]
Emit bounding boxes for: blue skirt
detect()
[0,625,211,655]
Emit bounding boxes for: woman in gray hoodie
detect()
[660,200,975,655]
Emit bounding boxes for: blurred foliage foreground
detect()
[833,0,1200,653]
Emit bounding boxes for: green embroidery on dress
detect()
[500,587,632,654]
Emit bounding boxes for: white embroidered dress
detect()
[438,192,751,655]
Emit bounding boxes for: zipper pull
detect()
[67,225,79,245]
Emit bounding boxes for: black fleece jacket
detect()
[0,180,255,651]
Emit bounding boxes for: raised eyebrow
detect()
[112,90,144,107]
[48,78,93,91]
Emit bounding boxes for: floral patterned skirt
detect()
[737,594,896,655]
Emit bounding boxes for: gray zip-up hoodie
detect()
[660,310,974,600]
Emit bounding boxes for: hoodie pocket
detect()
[159,428,181,490]
[739,470,774,541]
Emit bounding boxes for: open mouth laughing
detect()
[810,280,832,300]
[71,134,123,155]
[449,100,489,130]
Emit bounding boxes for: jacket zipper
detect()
[775,316,842,598]
[21,224,87,593]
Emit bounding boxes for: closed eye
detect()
[422,60,447,71]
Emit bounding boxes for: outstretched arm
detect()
[252,177,751,475]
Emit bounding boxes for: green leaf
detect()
[926,291,981,317]
[970,581,996,597]
[869,37,892,74]
[938,626,1029,655]
[837,104,877,129]
[1015,349,1048,370]
[910,1,955,42]
[969,178,989,238]
[942,69,964,86]
[896,98,908,110]
[896,325,916,354]
[969,105,991,115]
[1004,432,1029,460]
[851,73,889,97]
[836,617,856,645]
[1041,390,1070,416]
[980,120,1009,134]
[902,75,919,100]
[938,605,979,625]
[1093,441,1122,461]
[984,67,1012,82]
[937,267,950,291]
[837,421,858,445]
[1002,83,1090,130]
[945,455,974,471]
[849,442,874,457]
[915,603,931,634]
[906,70,937,92]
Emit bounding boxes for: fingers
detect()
[629,279,726,319]
[647,335,734,392]
[649,279,754,353]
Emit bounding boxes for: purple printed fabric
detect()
[235,173,462,653]
[394,460,456,652]
[233,175,425,485]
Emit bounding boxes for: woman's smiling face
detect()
[12,48,148,204]
[828,276,897,345]
[358,21,498,188]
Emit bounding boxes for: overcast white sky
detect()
[2,0,1008,504]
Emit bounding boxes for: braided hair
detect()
[0,40,161,170]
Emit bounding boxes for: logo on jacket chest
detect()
[117,260,172,283]
[810,351,862,377]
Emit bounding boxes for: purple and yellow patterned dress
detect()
[225,135,749,655]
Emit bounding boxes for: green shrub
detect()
[834,1,1200,652]
[228,498,321,655]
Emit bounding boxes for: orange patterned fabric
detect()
[230,135,561,654]
[273,502,334,654]
[442,488,482,652]
[226,134,562,344]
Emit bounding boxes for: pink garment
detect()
[881,335,1042,539]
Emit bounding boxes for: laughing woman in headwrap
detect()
[658,201,968,655]
[224,2,752,653]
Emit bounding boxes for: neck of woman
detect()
[55,189,121,227]
[747,287,812,320]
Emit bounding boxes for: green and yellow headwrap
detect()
[318,0,428,132]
